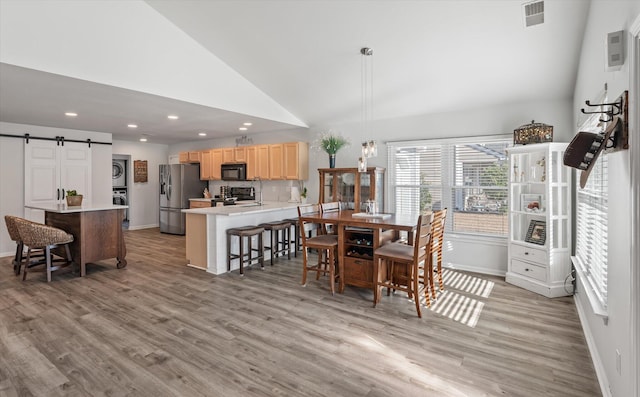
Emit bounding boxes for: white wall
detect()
[112,140,169,230]
[0,0,304,127]
[572,2,640,397]
[0,122,112,257]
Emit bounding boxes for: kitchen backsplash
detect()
[207,180,302,202]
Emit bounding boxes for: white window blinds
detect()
[574,155,608,309]
[388,137,510,237]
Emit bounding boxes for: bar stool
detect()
[14,217,75,282]
[284,217,301,257]
[226,225,265,275]
[259,220,291,264]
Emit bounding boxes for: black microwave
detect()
[221,163,247,181]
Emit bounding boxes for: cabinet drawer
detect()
[190,201,211,209]
[511,259,546,282]
[511,244,547,266]
[343,257,373,287]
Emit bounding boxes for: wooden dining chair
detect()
[320,201,341,235]
[372,212,434,318]
[298,204,339,295]
[425,208,448,300]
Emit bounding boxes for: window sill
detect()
[447,232,507,246]
[572,256,609,324]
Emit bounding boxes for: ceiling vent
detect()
[523,1,544,27]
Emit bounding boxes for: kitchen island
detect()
[24,204,129,276]
[183,201,298,274]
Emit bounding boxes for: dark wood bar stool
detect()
[283,217,301,257]
[226,225,265,275]
[259,220,292,264]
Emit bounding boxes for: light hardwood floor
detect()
[0,228,600,396]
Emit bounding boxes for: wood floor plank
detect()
[0,227,601,396]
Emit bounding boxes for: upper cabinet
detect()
[234,147,247,163]
[200,150,212,180]
[196,141,308,181]
[211,149,223,180]
[180,151,201,163]
[269,144,284,179]
[222,148,235,164]
[283,142,309,180]
[247,145,270,180]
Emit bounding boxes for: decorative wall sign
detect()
[134,160,148,183]
[525,220,546,245]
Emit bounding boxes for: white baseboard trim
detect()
[444,262,506,277]
[0,250,14,259]
[574,293,611,397]
[127,223,159,231]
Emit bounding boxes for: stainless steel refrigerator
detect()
[160,164,206,235]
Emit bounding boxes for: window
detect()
[573,154,608,311]
[388,136,511,237]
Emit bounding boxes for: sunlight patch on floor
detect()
[428,290,484,328]
[441,268,494,298]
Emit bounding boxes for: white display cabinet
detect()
[506,143,572,297]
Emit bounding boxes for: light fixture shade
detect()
[358,157,367,172]
[514,120,553,145]
[361,140,377,158]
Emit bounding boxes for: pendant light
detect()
[359,47,377,171]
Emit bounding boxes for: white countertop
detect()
[182,201,299,216]
[25,203,129,213]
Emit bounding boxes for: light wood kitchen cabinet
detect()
[234,147,247,163]
[211,149,223,180]
[246,145,270,180]
[269,144,284,179]
[222,148,235,164]
[190,200,212,209]
[200,150,212,180]
[319,167,385,212]
[180,151,201,163]
[283,142,309,180]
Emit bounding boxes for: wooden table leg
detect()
[338,224,345,293]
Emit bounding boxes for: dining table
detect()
[298,209,417,294]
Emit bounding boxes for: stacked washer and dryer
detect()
[112,159,129,227]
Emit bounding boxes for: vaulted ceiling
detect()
[0,0,590,144]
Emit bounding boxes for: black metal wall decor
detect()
[564,90,629,188]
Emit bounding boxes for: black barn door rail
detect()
[0,133,111,147]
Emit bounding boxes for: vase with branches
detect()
[314,131,349,168]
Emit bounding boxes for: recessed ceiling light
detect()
[139,137,148,142]
[198,132,207,136]
[65,112,77,117]
[239,127,248,131]
[243,122,253,126]
[128,124,138,128]
[167,115,179,120]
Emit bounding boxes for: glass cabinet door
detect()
[337,171,355,209]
